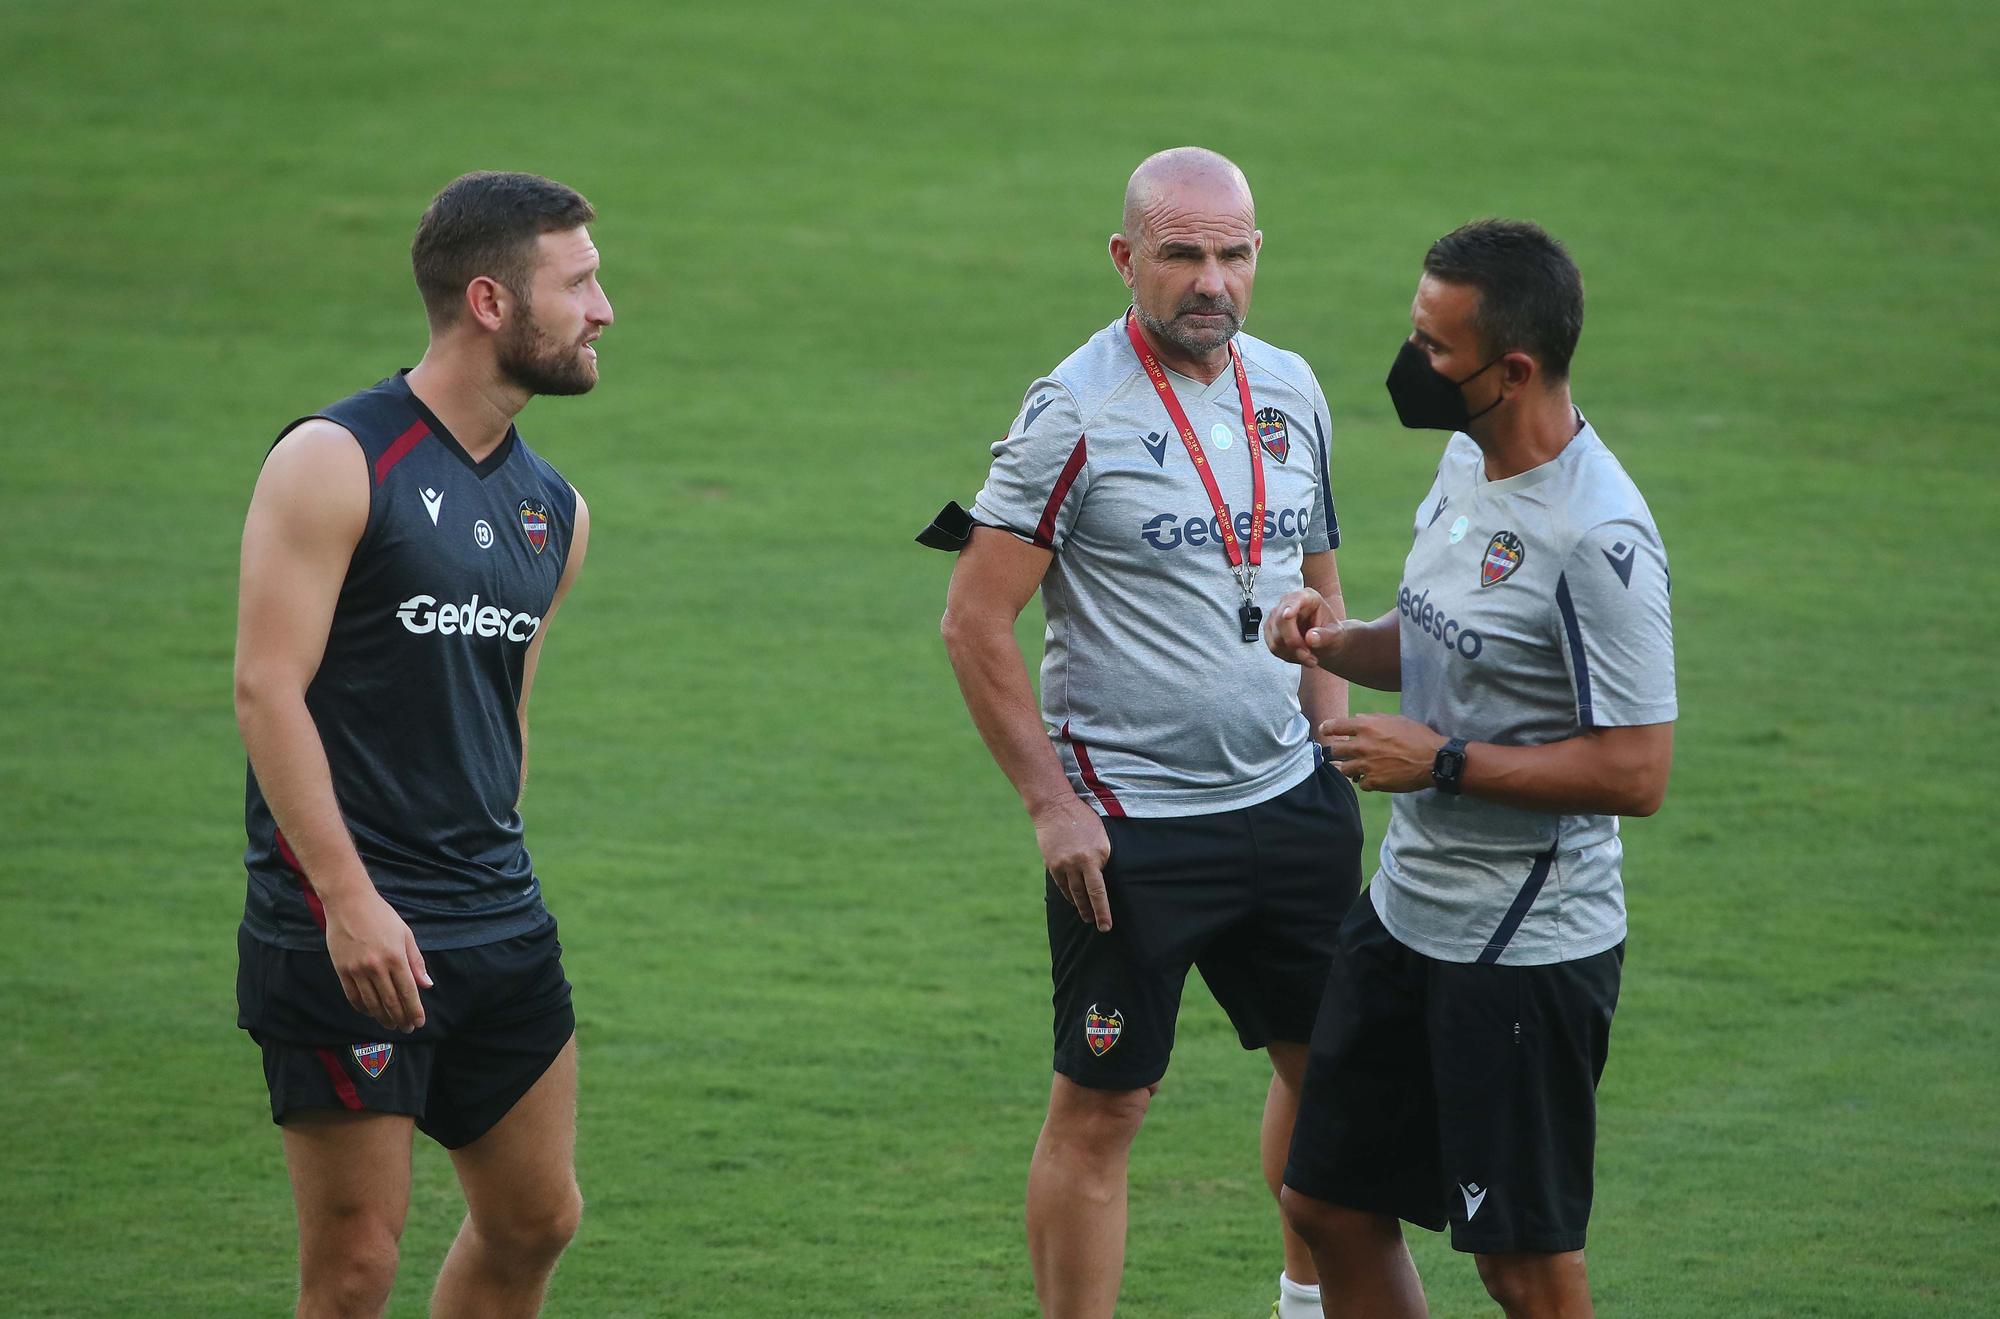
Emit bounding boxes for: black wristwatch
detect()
[1432,737,1469,795]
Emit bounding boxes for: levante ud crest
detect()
[1084,1004,1123,1056]
[1481,531,1525,587]
[351,1042,393,1079]
[1254,407,1290,463]
[519,499,551,554]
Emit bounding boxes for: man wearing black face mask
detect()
[1260,220,1677,1318]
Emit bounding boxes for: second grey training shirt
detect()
[1371,419,1676,967]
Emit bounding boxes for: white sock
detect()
[1277,1271,1322,1319]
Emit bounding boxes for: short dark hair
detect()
[1423,218,1584,382]
[411,172,595,326]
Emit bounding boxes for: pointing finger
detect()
[1082,864,1112,933]
[1060,867,1093,926]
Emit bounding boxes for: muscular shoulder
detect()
[249,418,369,550]
[262,419,367,497]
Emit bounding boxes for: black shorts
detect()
[1048,759,1363,1090]
[236,919,574,1150]
[1283,897,1622,1255]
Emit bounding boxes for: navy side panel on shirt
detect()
[242,371,576,951]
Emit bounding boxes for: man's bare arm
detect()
[1322,715,1674,817]
[1457,722,1673,816]
[1266,589,1402,693]
[940,526,1113,931]
[234,421,431,1032]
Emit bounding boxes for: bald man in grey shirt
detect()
[933,148,1363,1319]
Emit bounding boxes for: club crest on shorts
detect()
[1084,1004,1124,1057]
[1255,407,1290,463]
[1480,531,1525,587]
[351,1043,394,1079]
[518,499,551,554]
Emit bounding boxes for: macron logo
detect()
[1022,395,1054,431]
[1602,541,1636,587]
[1459,1182,1488,1220]
[420,487,444,526]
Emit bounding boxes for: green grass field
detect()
[4,1,1997,1314]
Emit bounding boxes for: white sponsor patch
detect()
[395,593,541,642]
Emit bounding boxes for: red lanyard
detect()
[1124,311,1265,598]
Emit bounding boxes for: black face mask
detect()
[1385,339,1506,431]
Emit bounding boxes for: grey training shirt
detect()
[1371,419,1676,966]
[971,314,1340,818]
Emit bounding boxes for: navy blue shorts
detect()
[1047,760,1364,1090]
[236,919,573,1149]
[1283,898,1622,1254]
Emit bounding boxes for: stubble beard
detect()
[496,300,597,397]
[1135,295,1242,362]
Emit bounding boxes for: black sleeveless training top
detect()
[241,371,576,951]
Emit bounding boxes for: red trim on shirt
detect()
[272,828,328,932]
[1062,721,1126,818]
[313,1049,365,1110]
[373,421,431,486]
[1034,435,1089,548]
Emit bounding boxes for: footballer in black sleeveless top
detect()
[233,364,593,1153]
[235,169,608,1313]
[241,370,576,952]
[234,180,607,1314]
